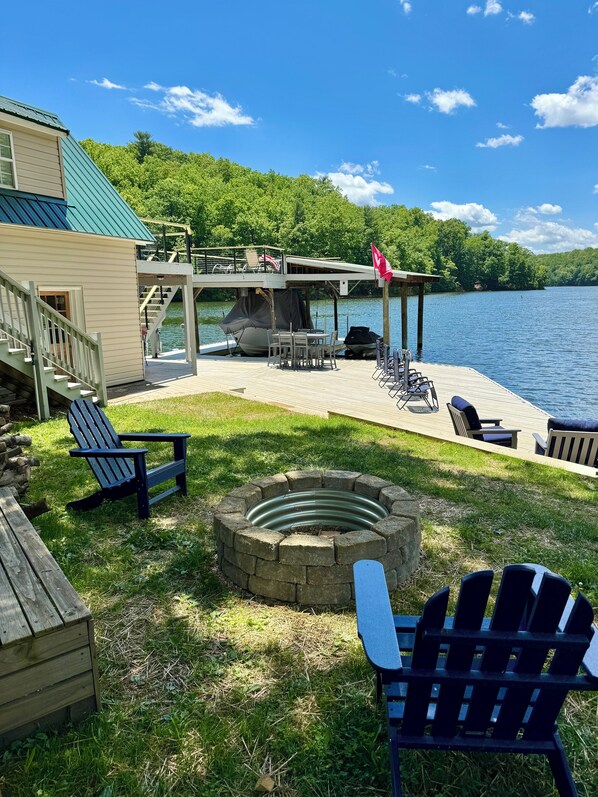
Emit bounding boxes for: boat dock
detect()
[108,352,596,478]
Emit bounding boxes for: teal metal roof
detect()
[0,96,153,242]
[0,95,68,133]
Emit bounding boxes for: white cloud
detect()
[589,2,598,14]
[594,184,598,193]
[535,203,562,215]
[476,133,524,148]
[517,11,535,23]
[500,221,598,253]
[485,1,503,15]
[467,5,482,14]
[88,77,127,90]
[496,121,509,128]
[404,93,422,104]
[428,201,498,231]
[399,0,412,13]
[131,83,254,127]
[427,88,476,114]
[324,162,393,206]
[532,75,598,128]
[420,164,437,171]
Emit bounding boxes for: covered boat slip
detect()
[108,354,596,479]
[136,238,440,363]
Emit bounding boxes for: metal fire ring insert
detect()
[246,488,389,533]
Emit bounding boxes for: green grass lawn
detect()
[2,393,597,797]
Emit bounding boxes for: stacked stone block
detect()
[213,470,421,606]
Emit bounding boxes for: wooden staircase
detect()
[139,284,178,356]
[0,269,107,419]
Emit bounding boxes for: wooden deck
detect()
[109,352,596,477]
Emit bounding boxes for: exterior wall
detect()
[0,225,144,386]
[1,121,64,198]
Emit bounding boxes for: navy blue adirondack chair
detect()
[447,395,520,448]
[67,399,190,519]
[354,560,598,797]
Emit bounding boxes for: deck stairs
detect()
[0,268,107,419]
[139,283,178,355]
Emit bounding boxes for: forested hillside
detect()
[82,133,546,292]
[536,248,598,287]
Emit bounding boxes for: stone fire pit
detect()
[213,470,421,606]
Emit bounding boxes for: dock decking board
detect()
[109,354,595,477]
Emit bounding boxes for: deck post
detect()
[305,288,312,328]
[183,276,197,375]
[333,294,338,334]
[193,287,202,353]
[401,282,408,350]
[417,282,424,354]
[382,281,390,345]
[268,289,277,330]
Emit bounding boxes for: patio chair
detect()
[244,248,262,272]
[533,418,598,468]
[373,339,385,380]
[354,559,598,797]
[66,399,190,520]
[448,396,520,448]
[394,350,438,411]
[387,349,423,399]
[276,331,294,368]
[267,329,282,367]
[320,330,338,369]
[292,331,310,368]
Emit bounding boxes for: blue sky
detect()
[3,0,598,253]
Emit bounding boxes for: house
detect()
[0,94,156,417]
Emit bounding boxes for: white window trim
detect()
[0,129,18,190]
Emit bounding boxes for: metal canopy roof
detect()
[285,255,439,284]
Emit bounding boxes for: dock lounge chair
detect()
[394,350,438,411]
[354,559,598,797]
[533,418,598,468]
[447,395,520,448]
[66,399,190,519]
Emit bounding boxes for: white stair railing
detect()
[0,269,107,419]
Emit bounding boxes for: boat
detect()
[344,326,381,358]
[220,289,308,356]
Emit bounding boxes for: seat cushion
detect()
[451,396,481,431]
[481,432,514,447]
[548,418,598,433]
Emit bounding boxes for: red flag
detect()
[371,244,393,283]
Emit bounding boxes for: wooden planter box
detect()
[0,488,100,746]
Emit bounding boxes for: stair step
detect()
[52,374,69,382]
[79,389,96,398]
[8,348,27,355]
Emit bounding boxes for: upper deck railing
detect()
[136,219,286,278]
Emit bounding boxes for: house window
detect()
[0,130,17,189]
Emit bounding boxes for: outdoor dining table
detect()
[274,330,328,369]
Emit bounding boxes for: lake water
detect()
[160,286,598,418]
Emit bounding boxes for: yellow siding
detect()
[0,226,144,386]
[2,122,64,198]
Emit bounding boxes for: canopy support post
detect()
[417,283,424,356]
[401,283,408,350]
[183,275,198,375]
[193,287,202,353]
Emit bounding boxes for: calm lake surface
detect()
[160,286,598,419]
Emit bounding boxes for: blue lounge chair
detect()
[354,559,598,797]
[66,399,190,519]
[533,418,598,468]
[447,395,520,448]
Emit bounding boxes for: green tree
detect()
[132,131,155,163]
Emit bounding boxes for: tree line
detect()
[82,132,552,293]
[534,248,598,287]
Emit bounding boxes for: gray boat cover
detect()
[220,289,308,335]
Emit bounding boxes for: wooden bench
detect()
[0,487,100,746]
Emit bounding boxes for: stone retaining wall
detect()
[213,470,421,606]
